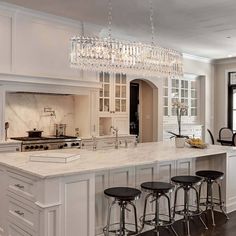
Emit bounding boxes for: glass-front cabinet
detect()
[163,75,202,140]
[163,75,200,123]
[99,72,128,115]
[98,72,129,136]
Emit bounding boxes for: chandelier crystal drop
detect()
[70,0,183,78]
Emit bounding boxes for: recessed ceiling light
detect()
[228,54,233,58]
[226,36,231,39]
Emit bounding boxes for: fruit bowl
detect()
[186,138,208,149]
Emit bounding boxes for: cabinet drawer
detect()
[8,196,38,232]
[8,172,35,200]
[8,222,33,236]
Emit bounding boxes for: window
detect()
[163,75,200,122]
[228,72,236,131]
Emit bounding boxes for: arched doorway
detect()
[130,79,158,143]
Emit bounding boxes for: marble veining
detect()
[5,93,77,137]
[0,141,234,179]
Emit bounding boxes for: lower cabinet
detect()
[8,223,33,236]
[95,159,194,235]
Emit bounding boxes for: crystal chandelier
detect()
[70,0,183,78]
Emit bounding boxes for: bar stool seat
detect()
[196,170,229,226]
[141,181,174,193]
[140,181,178,236]
[104,187,141,235]
[171,175,207,236]
[104,187,141,201]
[196,170,224,181]
[171,175,202,186]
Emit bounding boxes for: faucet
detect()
[111,126,119,149]
[92,135,97,151]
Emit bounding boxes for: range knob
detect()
[39,145,43,149]
[75,143,79,146]
[44,146,49,150]
[71,143,76,147]
[25,146,29,150]
[35,145,39,149]
[30,146,34,149]
[64,143,68,147]
[59,145,64,149]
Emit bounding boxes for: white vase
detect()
[175,137,186,148]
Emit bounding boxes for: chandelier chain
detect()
[108,0,113,39]
[149,0,155,45]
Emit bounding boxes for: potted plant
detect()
[168,100,188,148]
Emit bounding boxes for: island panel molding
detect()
[0,142,234,235]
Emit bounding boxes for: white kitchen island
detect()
[0,141,235,236]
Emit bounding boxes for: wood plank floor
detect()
[137,211,236,236]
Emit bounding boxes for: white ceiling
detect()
[2,0,236,59]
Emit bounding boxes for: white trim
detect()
[183,53,212,64]
[214,57,236,65]
[0,73,101,89]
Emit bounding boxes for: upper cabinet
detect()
[98,72,129,136]
[99,72,128,115]
[163,75,200,124]
[0,10,13,73]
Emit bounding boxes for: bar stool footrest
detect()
[172,205,203,217]
[103,223,141,235]
[140,213,174,227]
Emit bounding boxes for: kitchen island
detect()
[0,141,235,236]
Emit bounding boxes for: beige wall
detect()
[183,57,214,142]
[214,59,236,137]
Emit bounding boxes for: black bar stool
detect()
[103,187,141,235]
[171,175,208,236]
[196,170,229,226]
[140,181,178,236]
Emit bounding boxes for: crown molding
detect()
[213,57,236,65]
[183,53,212,64]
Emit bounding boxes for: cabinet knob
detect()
[15,210,24,217]
[14,184,25,189]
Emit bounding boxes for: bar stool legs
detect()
[140,181,178,236]
[196,170,229,227]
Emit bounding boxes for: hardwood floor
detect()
[137,211,236,236]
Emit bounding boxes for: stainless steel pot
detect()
[27,128,43,138]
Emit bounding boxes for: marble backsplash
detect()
[5,93,77,137]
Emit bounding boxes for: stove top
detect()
[11,135,78,142]
[11,136,81,152]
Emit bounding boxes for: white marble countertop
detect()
[0,141,235,179]
[0,139,22,145]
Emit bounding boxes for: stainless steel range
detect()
[11,136,81,152]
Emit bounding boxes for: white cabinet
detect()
[95,171,109,235]
[0,142,21,153]
[157,161,176,182]
[99,72,129,136]
[8,223,33,236]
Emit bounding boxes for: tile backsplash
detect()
[5,93,76,137]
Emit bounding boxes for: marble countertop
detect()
[0,139,22,144]
[0,141,235,179]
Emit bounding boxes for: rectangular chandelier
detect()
[70,36,183,78]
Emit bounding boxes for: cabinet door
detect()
[157,161,176,182]
[8,223,32,236]
[135,164,157,218]
[95,172,109,235]
[112,117,129,135]
[176,158,195,176]
[99,72,111,114]
[0,168,5,236]
[113,74,128,114]
[109,168,135,224]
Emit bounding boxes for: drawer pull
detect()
[15,210,24,217]
[14,184,25,189]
